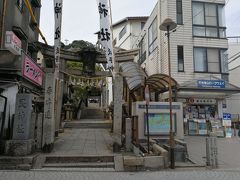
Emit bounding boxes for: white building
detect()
[226,37,240,120]
[112,17,148,50]
[113,0,240,135]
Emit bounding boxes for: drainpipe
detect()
[0,0,7,48]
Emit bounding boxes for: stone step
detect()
[45,155,114,164]
[43,155,115,169]
[0,163,32,170]
[34,167,115,172]
[0,156,33,164]
[0,164,17,170]
[0,156,34,170]
[43,162,115,168]
[64,121,111,129]
[80,109,104,119]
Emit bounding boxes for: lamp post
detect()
[159,18,177,169]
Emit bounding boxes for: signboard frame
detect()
[144,113,177,135]
[5,31,22,55]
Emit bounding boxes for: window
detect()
[141,22,145,30]
[220,49,228,73]
[148,17,157,54]
[16,0,23,12]
[194,47,227,73]
[138,36,146,64]
[176,0,183,24]
[178,46,184,72]
[192,2,226,38]
[119,26,127,40]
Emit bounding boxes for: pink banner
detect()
[23,55,43,86]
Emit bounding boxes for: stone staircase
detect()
[64,108,111,129]
[64,120,112,129]
[80,108,104,119]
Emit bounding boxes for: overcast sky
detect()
[39,0,240,45]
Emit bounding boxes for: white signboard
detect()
[97,0,113,69]
[5,31,22,55]
[54,0,63,72]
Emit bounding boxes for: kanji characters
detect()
[55,3,62,19]
[55,27,61,40]
[100,28,111,41]
[98,3,108,18]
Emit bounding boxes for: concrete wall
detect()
[226,42,240,115]
[132,101,184,140]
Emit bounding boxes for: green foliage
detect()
[66,61,83,70]
[95,64,103,72]
[73,86,88,100]
[64,40,95,50]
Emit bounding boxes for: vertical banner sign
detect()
[97,0,113,69]
[54,0,63,73]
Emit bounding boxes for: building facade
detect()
[226,37,240,121]
[0,0,44,154]
[114,0,240,136]
[112,16,148,50]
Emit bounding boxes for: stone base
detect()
[42,143,54,153]
[5,139,34,156]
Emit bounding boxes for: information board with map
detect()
[144,113,176,135]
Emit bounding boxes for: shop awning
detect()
[120,62,178,93]
[119,62,146,91]
[145,74,178,93]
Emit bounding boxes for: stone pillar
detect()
[36,113,43,149]
[55,80,64,136]
[5,94,34,156]
[125,118,132,152]
[113,75,123,145]
[102,86,107,109]
[42,71,55,152]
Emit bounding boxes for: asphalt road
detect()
[1,170,240,180]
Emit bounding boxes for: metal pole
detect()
[146,103,150,153]
[167,26,175,169]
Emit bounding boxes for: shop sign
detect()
[187,98,216,104]
[222,113,231,127]
[197,80,225,88]
[23,55,43,86]
[5,31,22,55]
